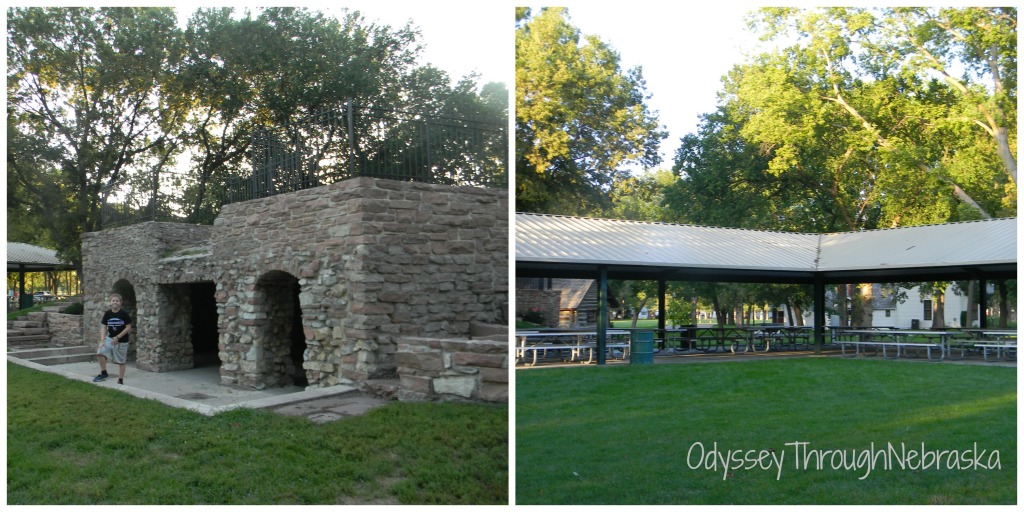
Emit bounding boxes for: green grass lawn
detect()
[516,358,1016,504]
[7,363,508,504]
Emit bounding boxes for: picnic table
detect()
[514,330,631,366]
[973,331,1017,362]
[836,329,959,361]
[688,326,814,354]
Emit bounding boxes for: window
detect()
[923,299,933,321]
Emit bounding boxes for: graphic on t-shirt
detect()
[102,310,132,338]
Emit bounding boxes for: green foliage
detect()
[61,302,84,315]
[515,7,665,215]
[8,7,507,265]
[664,7,1015,233]
[7,363,508,504]
[8,7,182,268]
[521,307,545,326]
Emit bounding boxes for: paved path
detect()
[7,357,392,422]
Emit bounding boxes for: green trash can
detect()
[631,330,654,364]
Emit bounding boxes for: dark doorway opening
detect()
[190,282,220,367]
[290,289,308,387]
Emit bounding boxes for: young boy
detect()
[94,293,132,384]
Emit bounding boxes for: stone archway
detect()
[110,279,138,362]
[248,270,308,388]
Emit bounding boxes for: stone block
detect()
[453,352,506,369]
[399,373,433,395]
[395,349,444,373]
[479,367,508,383]
[478,382,508,403]
[432,374,477,398]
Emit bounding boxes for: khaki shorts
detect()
[97,338,129,365]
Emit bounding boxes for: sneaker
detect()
[117,379,123,385]
[93,373,109,382]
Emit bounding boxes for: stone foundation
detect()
[45,313,84,347]
[395,336,508,403]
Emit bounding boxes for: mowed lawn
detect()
[7,363,508,505]
[516,357,1015,505]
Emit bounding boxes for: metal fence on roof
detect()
[99,101,507,230]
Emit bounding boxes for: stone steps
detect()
[8,320,44,329]
[8,316,52,347]
[7,345,95,365]
[7,334,52,345]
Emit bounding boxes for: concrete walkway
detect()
[7,356,392,422]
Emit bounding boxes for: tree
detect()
[9,7,508,265]
[515,7,665,215]
[661,7,1015,329]
[607,169,676,221]
[8,7,184,269]
[746,7,1015,223]
[608,280,661,329]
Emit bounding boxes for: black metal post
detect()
[658,278,667,345]
[425,115,432,181]
[979,279,988,329]
[346,99,356,176]
[813,275,825,355]
[597,266,608,365]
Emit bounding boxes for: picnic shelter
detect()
[515,213,1017,364]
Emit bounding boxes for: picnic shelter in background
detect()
[7,242,69,309]
[515,213,1017,364]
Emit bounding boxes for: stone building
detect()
[81,177,508,398]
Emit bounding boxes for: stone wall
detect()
[81,223,216,370]
[395,336,508,402]
[81,177,508,394]
[47,313,84,347]
[515,288,560,328]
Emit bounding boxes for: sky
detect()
[168,2,768,172]
[537,3,772,170]
[172,2,511,89]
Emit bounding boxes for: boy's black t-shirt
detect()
[101,309,132,341]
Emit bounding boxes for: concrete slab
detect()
[7,356,371,420]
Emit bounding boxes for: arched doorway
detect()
[252,271,308,387]
[110,279,138,361]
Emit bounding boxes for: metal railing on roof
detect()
[99,101,507,230]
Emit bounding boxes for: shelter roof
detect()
[8,242,66,272]
[515,213,1017,283]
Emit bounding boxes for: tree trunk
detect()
[858,283,874,328]
[931,290,947,329]
[997,280,1009,328]
[837,285,849,327]
[712,294,725,328]
[792,303,805,326]
[965,280,978,328]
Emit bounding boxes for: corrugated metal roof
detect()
[517,214,818,272]
[8,242,61,265]
[516,213,1017,277]
[818,218,1016,271]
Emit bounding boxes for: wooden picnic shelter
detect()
[515,214,1017,364]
